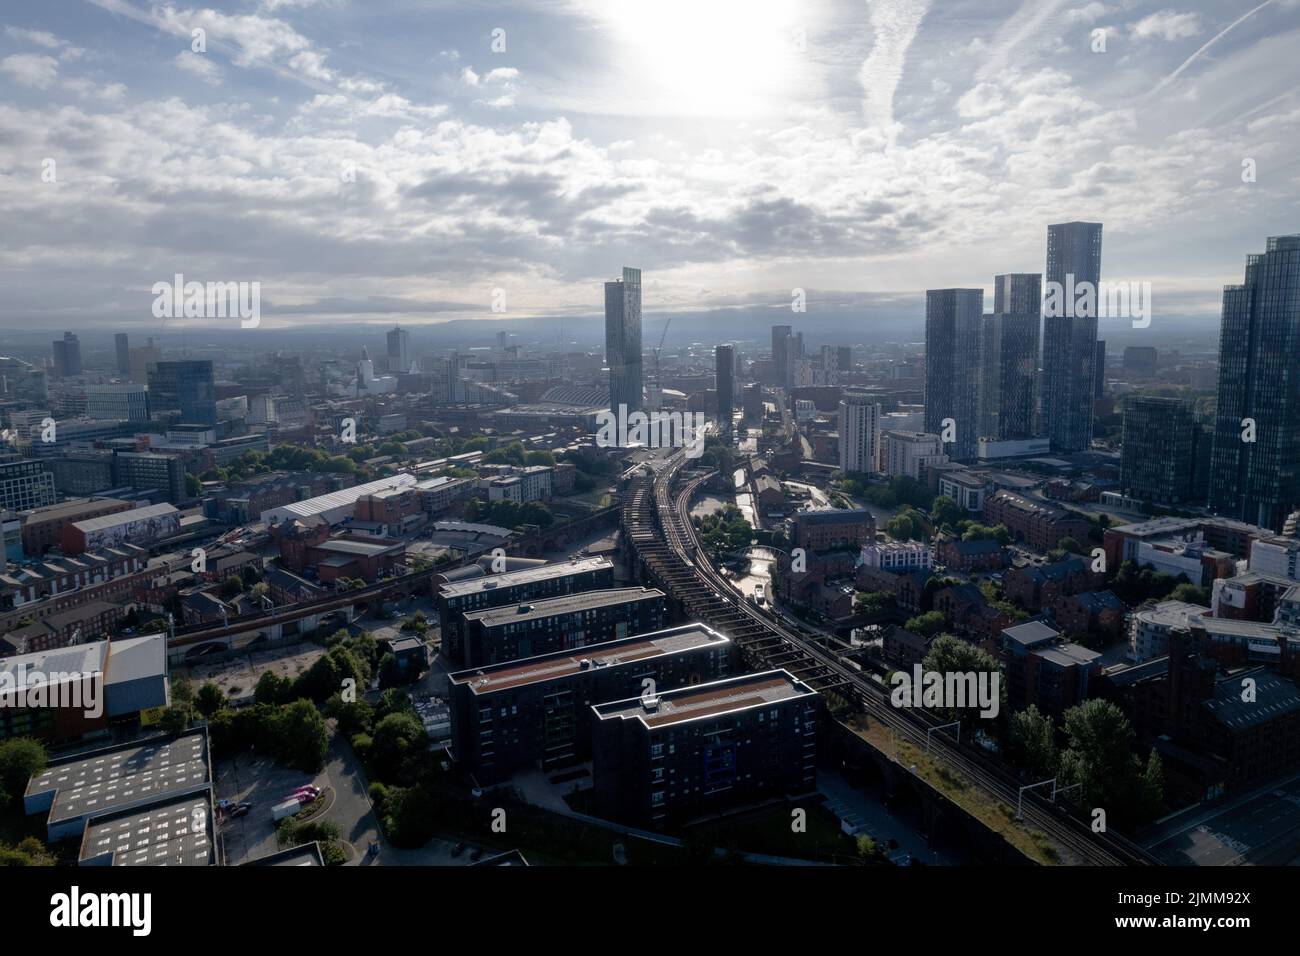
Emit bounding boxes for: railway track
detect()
[623,451,1154,867]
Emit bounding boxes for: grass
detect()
[845,714,1063,866]
[685,801,860,863]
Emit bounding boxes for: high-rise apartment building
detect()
[980,273,1041,441]
[51,332,83,378]
[715,344,734,438]
[1041,221,1103,453]
[924,288,983,460]
[1209,235,1300,530]
[604,267,643,414]
[771,325,792,388]
[114,333,131,375]
[839,389,881,474]
[386,325,411,375]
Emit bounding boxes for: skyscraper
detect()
[149,360,216,426]
[1042,221,1103,453]
[771,325,792,387]
[114,333,131,375]
[925,288,983,460]
[715,344,734,439]
[604,267,643,414]
[51,331,82,377]
[1209,235,1300,530]
[386,325,411,375]
[1122,397,1200,506]
[839,389,881,474]
[980,273,1041,441]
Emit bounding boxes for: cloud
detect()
[1130,9,1203,41]
[174,51,222,85]
[4,26,62,48]
[859,0,932,146]
[0,53,59,88]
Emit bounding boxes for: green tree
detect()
[195,683,226,718]
[930,495,962,530]
[0,738,47,806]
[1057,699,1143,813]
[368,711,429,784]
[220,575,244,600]
[254,671,294,706]
[1007,706,1057,778]
[919,635,1006,725]
[159,705,192,735]
[904,611,946,638]
[274,699,329,773]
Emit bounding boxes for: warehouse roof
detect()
[70,503,179,533]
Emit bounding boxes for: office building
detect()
[925,288,983,460]
[436,557,615,664]
[460,587,667,668]
[839,389,881,474]
[447,623,733,784]
[592,670,818,829]
[114,333,131,375]
[1041,221,1103,453]
[771,325,792,387]
[112,451,187,504]
[605,266,643,414]
[0,460,57,513]
[1121,396,1201,506]
[386,325,411,374]
[1094,339,1107,401]
[1208,235,1300,530]
[85,384,150,423]
[148,360,216,426]
[880,430,947,480]
[51,332,83,378]
[715,344,734,438]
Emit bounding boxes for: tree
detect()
[1169,582,1210,607]
[904,611,946,638]
[274,699,329,773]
[854,591,895,616]
[158,705,192,735]
[368,711,429,784]
[1007,706,1057,778]
[254,671,293,706]
[0,837,56,866]
[930,495,962,530]
[220,575,244,600]
[0,738,47,807]
[919,635,1005,725]
[1141,749,1165,821]
[195,683,226,718]
[378,652,406,689]
[1057,699,1143,813]
[383,784,440,848]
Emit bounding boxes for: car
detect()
[228,802,252,819]
[451,843,466,858]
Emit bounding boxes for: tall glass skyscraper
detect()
[1208,235,1300,530]
[149,360,216,426]
[604,267,643,414]
[980,274,1041,441]
[715,344,734,438]
[925,288,983,460]
[386,325,411,375]
[1041,221,1102,453]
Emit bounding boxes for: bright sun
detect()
[590,0,808,117]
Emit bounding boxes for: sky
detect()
[1,0,1298,334]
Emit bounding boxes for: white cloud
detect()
[4,26,62,48]
[859,0,932,146]
[1130,9,1203,41]
[1,53,59,88]
[174,51,222,85]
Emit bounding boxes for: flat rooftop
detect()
[71,502,178,533]
[463,587,663,627]
[27,732,209,825]
[593,669,815,729]
[449,624,730,695]
[438,556,612,600]
[79,790,214,866]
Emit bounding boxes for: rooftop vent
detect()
[641,695,660,712]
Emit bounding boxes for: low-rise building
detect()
[983,491,1090,553]
[791,508,875,552]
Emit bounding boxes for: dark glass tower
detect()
[604,267,643,414]
[715,344,734,438]
[1042,221,1102,453]
[1122,396,1199,505]
[115,333,131,375]
[980,273,1041,441]
[1208,235,1300,530]
[925,288,983,460]
[149,360,216,426]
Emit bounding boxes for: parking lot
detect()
[215,751,330,865]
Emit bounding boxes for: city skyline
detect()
[1,1,1299,330]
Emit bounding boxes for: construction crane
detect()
[652,316,672,386]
